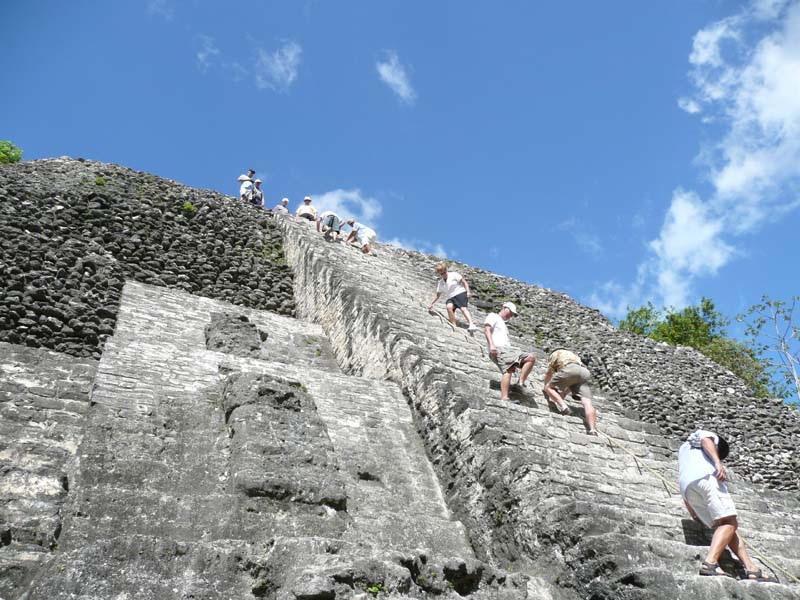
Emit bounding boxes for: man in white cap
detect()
[273,198,290,214]
[483,302,536,402]
[237,169,255,201]
[250,179,264,207]
[296,196,317,221]
[345,219,377,254]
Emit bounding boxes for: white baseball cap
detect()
[502,301,518,315]
[281,197,289,204]
[304,196,312,202]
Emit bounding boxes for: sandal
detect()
[744,568,779,583]
[699,561,732,577]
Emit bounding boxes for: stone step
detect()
[573,532,800,588]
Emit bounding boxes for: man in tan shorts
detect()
[543,349,598,434]
[483,302,536,402]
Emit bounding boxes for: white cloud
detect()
[196,35,220,73]
[678,97,702,114]
[312,189,382,228]
[147,0,173,21]
[384,238,449,258]
[255,41,302,92]
[557,218,604,258]
[376,50,417,105]
[593,0,800,315]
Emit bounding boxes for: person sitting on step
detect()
[678,429,777,582]
[427,262,479,332]
[543,348,598,434]
[296,196,317,221]
[483,302,536,403]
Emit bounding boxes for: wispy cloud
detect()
[255,41,302,92]
[376,50,417,105]
[147,0,174,21]
[384,238,449,258]
[196,35,220,73]
[592,0,800,317]
[557,218,604,258]
[312,189,382,227]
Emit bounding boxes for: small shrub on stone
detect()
[0,140,22,164]
[94,176,106,186]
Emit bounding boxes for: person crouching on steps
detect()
[483,302,536,403]
[427,263,479,332]
[678,430,776,582]
[543,348,598,435]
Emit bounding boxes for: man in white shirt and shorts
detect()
[678,430,774,581]
[317,210,345,241]
[345,219,377,254]
[427,263,478,331]
[483,302,536,403]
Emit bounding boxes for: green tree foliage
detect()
[0,140,23,164]
[739,295,800,404]
[620,297,775,399]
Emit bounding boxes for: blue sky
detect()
[2,0,798,331]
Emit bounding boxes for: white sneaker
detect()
[467,324,479,332]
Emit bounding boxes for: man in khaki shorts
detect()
[678,430,775,581]
[483,302,536,403]
[543,349,598,434]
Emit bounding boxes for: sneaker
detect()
[467,324,479,332]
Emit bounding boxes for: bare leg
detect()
[727,530,758,574]
[446,303,457,327]
[544,384,569,412]
[500,368,514,400]
[582,398,597,432]
[459,306,475,326]
[518,358,535,385]
[705,516,738,569]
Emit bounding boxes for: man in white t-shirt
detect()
[427,263,478,332]
[483,302,536,403]
[238,169,255,201]
[316,210,345,241]
[273,198,290,214]
[678,430,773,581]
[296,196,318,221]
[345,219,377,254]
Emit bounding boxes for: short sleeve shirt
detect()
[319,211,341,222]
[678,430,720,496]
[352,222,376,242]
[436,272,467,300]
[484,313,510,350]
[239,180,253,197]
[547,349,582,373]
[296,204,317,218]
[273,204,289,213]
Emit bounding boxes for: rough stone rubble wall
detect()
[0,158,294,360]
[281,219,800,599]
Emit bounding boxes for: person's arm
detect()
[316,217,322,232]
[345,230,356,245]
[701,436,727,482]
[460,275,472,299]
[428,292,441,311]
[484,323,497,358]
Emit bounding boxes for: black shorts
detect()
[447,292,469,309]
[298,213,315,221]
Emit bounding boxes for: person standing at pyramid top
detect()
[237,169,255,201]
[427,263,479,332]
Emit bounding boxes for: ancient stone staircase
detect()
[22,281,520,599]
[281,217,800,599]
